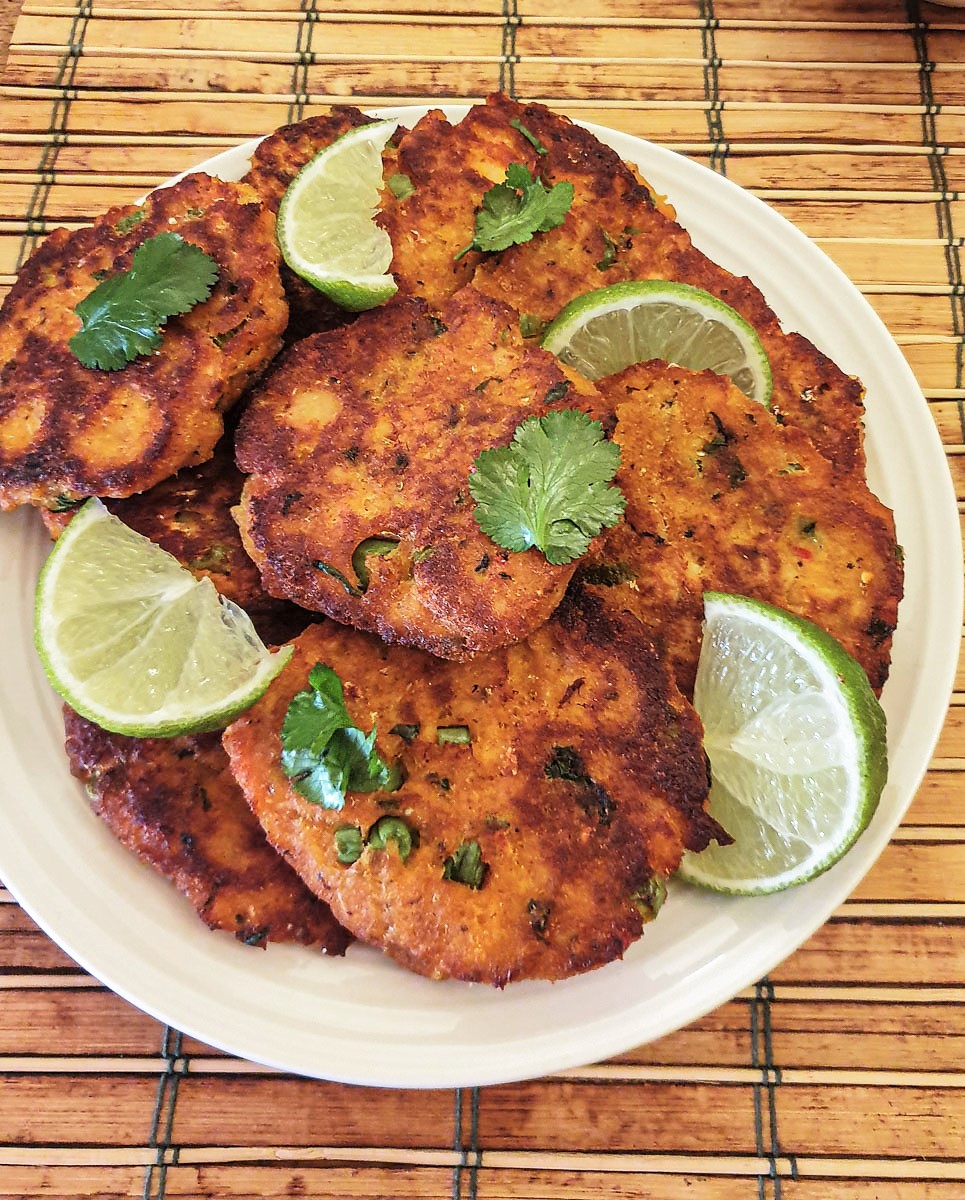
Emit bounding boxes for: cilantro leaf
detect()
[280,662,402,810]
[509,118,549,156]
[454,163,573,260]
[70,232,220,371]
[468,409,626,565]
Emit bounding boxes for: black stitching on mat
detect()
[16,0,92,269]
[451,1086,481,1198]
[751,977,796,1198]
[141,1026,189,1200]
[500,0,520,100]
[698,0,727,176]
[287,0,319,125]
[907,0,964,436]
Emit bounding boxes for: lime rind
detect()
[34,499,292,738]
[678,591,887,895]
[541,279,773,406]
[276,118,400,312]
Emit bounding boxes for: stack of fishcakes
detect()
[0,94,903,984]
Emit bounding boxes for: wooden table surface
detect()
[1,2,963,1198]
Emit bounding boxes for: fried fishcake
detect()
[579,361,903,696]
[64,707,350,953]
[0,173,287,513]
[470,95,866,476]
[377,103,544,308]
[223,591,723,985]
[234,286,602,660]
[244,106,376,339]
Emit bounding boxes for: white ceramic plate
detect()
[0,106,959,1089]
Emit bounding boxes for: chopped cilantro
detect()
[313,559,362,597]
[437,725,471,745]
[631,877,668,922]
[50,494,85,513]
[519,313,546,339]
[545,745,616,826]
[70,233,218,371]
[367,815,416,863]
[509,117,549,155]
[442,840,488,889]
[280,663,401,810]
[114,208,146,235]
[69,232,219,371]
[334,825,364,864]
[350,537,399,592]
[387,172,414,200]
[454,163,573,260]
[468,408,625,565]
[595,228,618,271]
[543,379,571,405]
[578,561,636,587]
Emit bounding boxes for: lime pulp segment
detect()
[276,118,400,312]
[678,592,887,895]
[541,280,773,405]
[34,499,291,737]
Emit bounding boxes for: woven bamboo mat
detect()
[1,1,964,1197]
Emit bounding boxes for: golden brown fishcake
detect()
[244,106,376,339]
[0,173,287,512]
[377,103,544,308]
[63,707,351,953]
[469,95,866,476]
[579,361,903,696]
[234,286,602,660]
[222,591,723,985]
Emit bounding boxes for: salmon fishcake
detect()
[0,173,287,512]
[234,286,603,660]
[469,95,866,476]
[377,102,545,308]
[64,708,351,953]
[222,590,723,985]
[579,361,903,696]
[244,106,377,339]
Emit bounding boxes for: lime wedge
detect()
[678,592,887,895]
[276,118,399,312]
[34,499,292,737]
[541,280,772,405]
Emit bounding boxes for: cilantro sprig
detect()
[280,663,402,810]
[454,163,573,261]
[70,232,220,371]
[468,408,626,566]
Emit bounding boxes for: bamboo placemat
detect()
[1,1,963,1197]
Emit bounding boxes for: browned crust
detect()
[0,173,287,511]
[64,707,351,954]
[234,286,603,659]
[580,361,903,695]
[377,104,542,308]
[222,596,722,986]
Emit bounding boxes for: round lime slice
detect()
[34,499,292,737]
[678,591,888,895]
[276,118,400,312]
[541,279,773,405]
